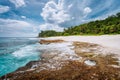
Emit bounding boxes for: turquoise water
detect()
[0,37,41,77]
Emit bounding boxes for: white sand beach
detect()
[44,35,120,57]
[45,35,120,49]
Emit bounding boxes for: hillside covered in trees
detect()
[39,12,120,37]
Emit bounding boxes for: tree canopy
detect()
[39,12,120,37]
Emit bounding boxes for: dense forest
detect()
[39,12,120,37]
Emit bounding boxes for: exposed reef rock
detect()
[1,41,120,80]
[39,39,64,44]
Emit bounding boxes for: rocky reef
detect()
[1,39,120,80]
[39,39,64,44]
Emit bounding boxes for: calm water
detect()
[0,37,41,77]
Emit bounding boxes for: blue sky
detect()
[0,0,120,37]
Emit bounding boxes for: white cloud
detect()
[0,19,30,28]
[84,7,92,14]
[9,0,26,8]
[21,16,26,19]
[39,23,63,32]
[41,0,71,24]
[68,4,73,9]
[0,5,10,14]
[0,18,38,37]
[40,0,93,31]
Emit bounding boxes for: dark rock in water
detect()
[16,61,40,71]
[39,39,64,44]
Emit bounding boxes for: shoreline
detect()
[1,35,120,79]
[43,35,120,49]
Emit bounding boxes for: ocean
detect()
[0,37,41,77]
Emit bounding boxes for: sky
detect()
[0,0,120,37]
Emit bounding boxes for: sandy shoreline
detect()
[44,35,120,56]
[43,35,120,49]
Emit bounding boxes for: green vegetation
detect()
[39,30,62,37]
[39,12,120,37]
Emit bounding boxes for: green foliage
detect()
[39,30,62,37]
[39,12,120,37]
